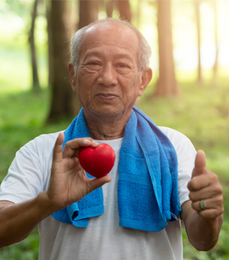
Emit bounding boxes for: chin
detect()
[88,107,124,119]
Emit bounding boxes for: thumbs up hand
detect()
[181,151,224,251]
[188,150,224,219]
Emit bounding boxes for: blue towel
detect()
[52,106,181,231]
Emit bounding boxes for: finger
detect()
[53,132,65,163]
[192,150,206,178]
[189,173,223,199]
[188,173,211,191]
[87,175,112,193]
[63,138,99,158]
[191,195,223,213]
[192,199,208,212]
[198,208,224,220]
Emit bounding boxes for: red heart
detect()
[78,143,115,178]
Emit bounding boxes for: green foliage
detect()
[0,38,228,258]
[141,75,229,259]
[141,73,229,180]
[182,221,229,260]
[0,74,229,258]
[0,229,39,260]
[144,76,229,260]
[0,1,228,258]
[0,90,70,182]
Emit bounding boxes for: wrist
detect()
[36,191,62,217]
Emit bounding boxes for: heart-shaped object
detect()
[78,143,115,178]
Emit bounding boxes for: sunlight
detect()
[0,14,24,37]
[141,0,229,71]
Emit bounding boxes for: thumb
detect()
[192,150,206,178]
[87,175,112,192]
[53,132,65,163]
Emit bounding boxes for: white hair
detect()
[70,18,151,72]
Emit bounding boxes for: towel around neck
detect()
[52,106,181,232]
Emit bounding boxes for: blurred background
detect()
[0,0,229,259]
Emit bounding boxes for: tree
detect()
[213,0,219,82]
[28,0,40,92]
[154,0,178,96]
[46,0,76,122]
[78,0,99,28]
[105,0,114,18]
[105,0,132,22]
[194,0,203,84]
[116,0,132,22]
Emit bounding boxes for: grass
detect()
[1,7,229,259]
[140,74,229,260]
[0,75,228,259]
[0,90,71,260]
[0,35,228,258]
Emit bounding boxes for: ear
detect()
[68,62,77,92]
[138,67,153,96]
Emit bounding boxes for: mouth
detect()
[96,93,118,100]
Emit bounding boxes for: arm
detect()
[0,195,57,247]
[181,150,224,251]
[0,133,111,248]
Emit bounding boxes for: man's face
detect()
[73,22,146,120]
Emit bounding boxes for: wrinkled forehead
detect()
[81,21,139,55]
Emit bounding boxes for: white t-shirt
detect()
[0,127,196,260]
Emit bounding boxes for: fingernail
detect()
[84,139,90,144]
[91,140,98,146]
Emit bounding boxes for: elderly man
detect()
[0,19,223,260]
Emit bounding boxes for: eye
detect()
[115,62,132,74]
[85,61,102,71]
[116,63,128,68]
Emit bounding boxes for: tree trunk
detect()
[79,0,99,28]
[115,0,132,22]
[106,0,114,18]
[213,0,219,81]
[29,0,40,92]
[194,0,203,84]
[46,1,52,87]
[154,0,178,96]
[46,0,76,122]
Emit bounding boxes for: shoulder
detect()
[159,126,194,147]
[0,132,63,203]
[17,131,62,161]
[158,126,196,158]
[21,132,61,151]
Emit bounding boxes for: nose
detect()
[97,63,118,87]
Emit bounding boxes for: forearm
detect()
[182,201,223,251]
[0,192,57,248]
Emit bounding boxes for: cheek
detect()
[76,73,98,103]
[78,69,98,87]
[121,74,140,94]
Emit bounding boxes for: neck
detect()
[87,120,125,140]
[84,112,130,140]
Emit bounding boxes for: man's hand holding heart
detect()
[45,133,112,213]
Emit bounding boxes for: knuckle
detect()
[217,205,224,215]
[210,173,219,183]
[191,201,198,211]
[221,205,225,214]
[189,192,196,202]
[188,178,199,191]
[65,141,71,149]
[212,183,223,196]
